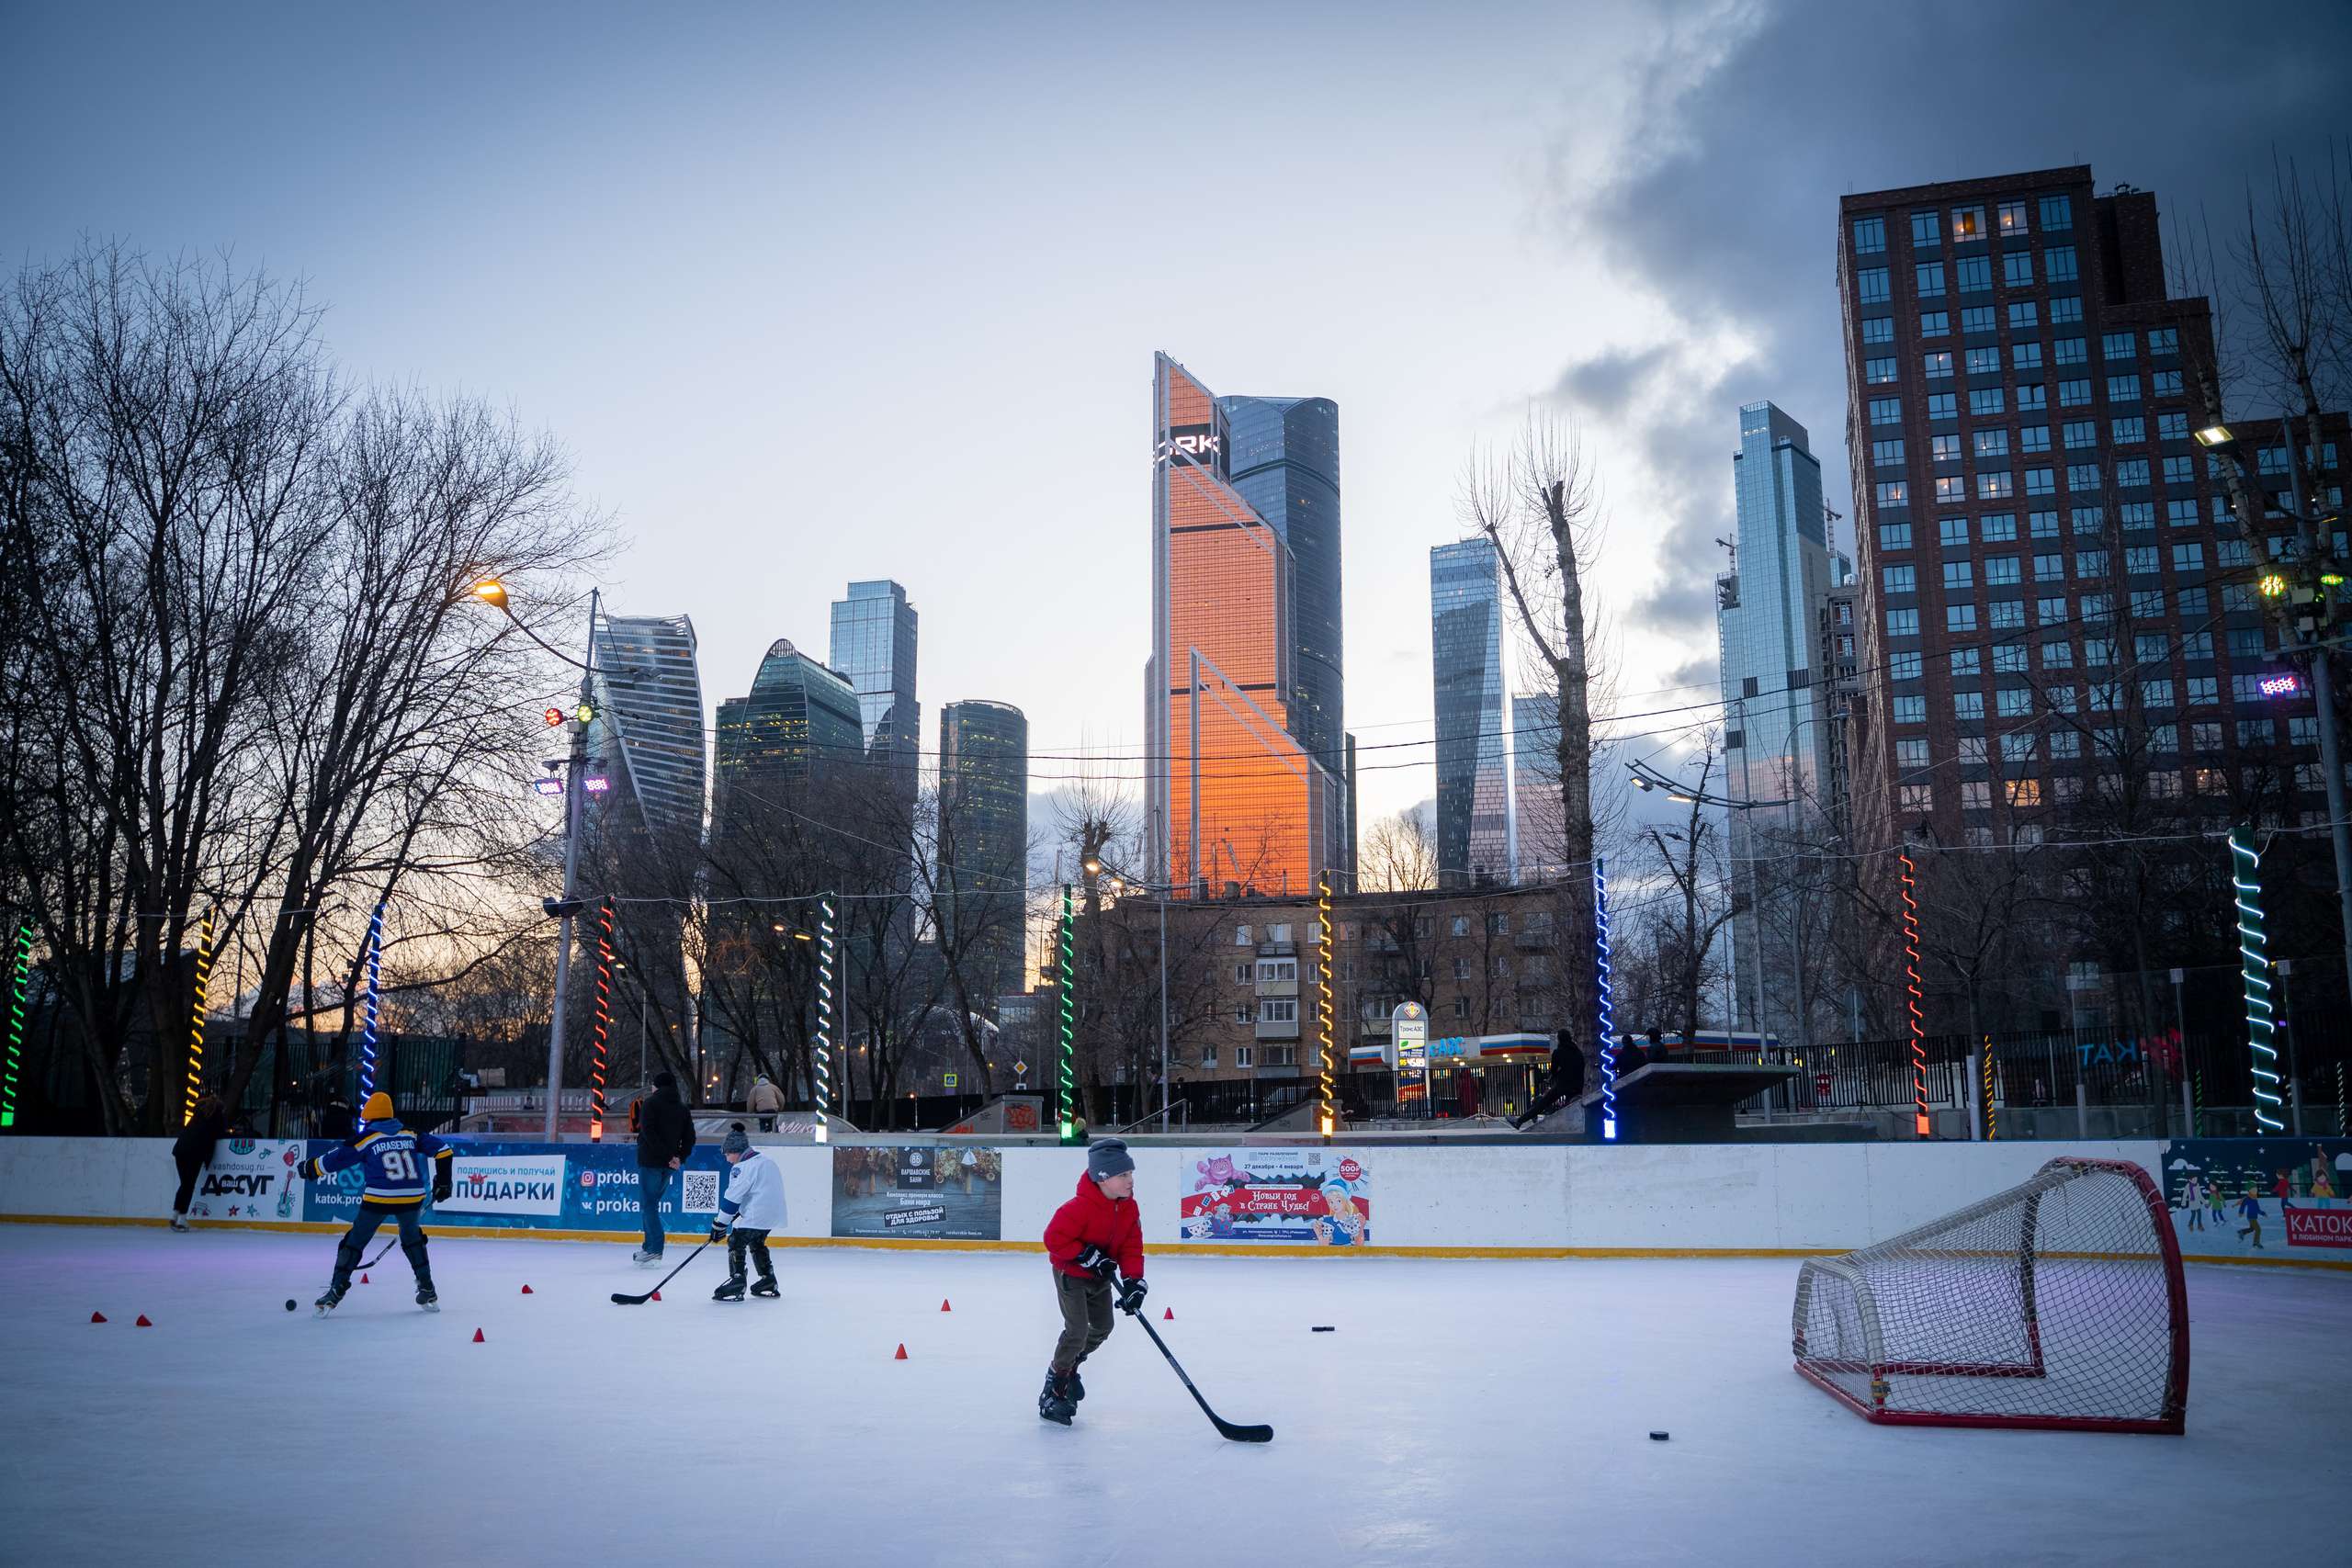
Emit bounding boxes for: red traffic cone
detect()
[521,1284,534,1294]
[89,1311,107,1324]
[472,1327,485,1343]
[651,1290,662,1302]
[360,1273,370,1284]
[940,1298,952,1313]
[1163,1307,1174,1321]
[135,1314,153,1327]
[893,1343,908,1360]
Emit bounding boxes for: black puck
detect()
[284,1299,297,1312]
[1649,1430,1668,1441]
[1311,1325,1335,1332]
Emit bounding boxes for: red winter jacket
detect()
[1044,1171,1145,1281]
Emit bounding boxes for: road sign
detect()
[944,1072,958,1089]
[1012,1060,1028,1077]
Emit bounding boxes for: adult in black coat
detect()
[632,1072,696,1262]
[170,1088,230,1230]
[1513,1033,1587,1128]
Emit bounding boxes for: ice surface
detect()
[3,1225,2345,1567]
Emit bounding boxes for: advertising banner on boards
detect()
[2160,1136,2352,1262]
[1179,1147,1370,1246]
[831,1144,1002,1239]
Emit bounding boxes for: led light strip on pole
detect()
[1899,852,1929,1138]
[2,922,28,1129]
[2229,827,2285,1131]
[1316,874,1335,1139]
[814,894,835,1144]
[357,902,384,1112]
[184,908,215,1126]
[1595,855,1618,1142]
[1057,885,1078,1144]
[1982,1036,1996,1141]
[589,899,615,1143]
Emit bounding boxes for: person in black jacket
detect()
[1512,1033,1587,1128]
[170,1087,231,1230]
[632,1071,696,1264]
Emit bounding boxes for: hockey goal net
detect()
[1792,1156,2188,1434]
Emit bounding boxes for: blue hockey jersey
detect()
[304,1120,452,1207]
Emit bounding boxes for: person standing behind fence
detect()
[632,1070,695,1266]
[746,1073,784,1132]
[169,1086,231,1231]
[1510,1032,1586,1129]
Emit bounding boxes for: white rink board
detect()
[2,1134,2171,1256]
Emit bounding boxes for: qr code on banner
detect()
[679,1170,719,1213]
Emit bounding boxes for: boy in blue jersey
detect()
[300,1091,455,1314]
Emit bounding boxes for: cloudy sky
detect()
[7,0,2346,837]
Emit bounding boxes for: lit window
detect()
[1976,469,2013,498]
[1966,346,2000,376]
[1876,480,1909,506]
[1866,356,1898,384]
[1936,476,1965,503]
[2007,778,2042,806]
[1951,206,1987,241]
[1923,350,1954,379]
[1932,434,1962,462]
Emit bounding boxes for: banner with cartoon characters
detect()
[831,1144,1003,1240]
[299,1139,729,1233]
[2160,1137,2352,1262]
[1179,1148,1371,1246]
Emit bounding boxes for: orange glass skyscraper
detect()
[1147,352,1341,897]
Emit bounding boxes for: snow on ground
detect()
[3,1224,2345,1567]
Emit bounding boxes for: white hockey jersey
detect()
[717,1149,788,1231]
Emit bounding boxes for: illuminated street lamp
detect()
[2193,423,2235,449]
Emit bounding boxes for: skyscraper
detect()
[1220,393,1345,768]
[829,581,919,788]
[713,638,864,805]
[938,700,1029,1009]
[586,612,707,843]
[1511,692,1565,879]
[1146,352,1340,898]
[1430,537,1516,885]
[1715,402,1847,1028]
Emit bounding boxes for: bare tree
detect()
[1464,412,1609,1027]
[1358,807,1438,894]
[1639,741,1736,1041]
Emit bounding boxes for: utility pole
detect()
[2278,418,2352,1011]
[541,589,600,1140]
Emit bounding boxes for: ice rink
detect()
[4,1224,2345,1567]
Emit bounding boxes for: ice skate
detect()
[712,1276,746,1303]
[170,1213,191,1232]
[1037,1370,1077,1426]
[632,1248,662,1266]
[749,1278,779,1299]
[415,1284,439,1313]
[314,1284,346,1317]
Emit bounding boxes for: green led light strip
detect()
[3,923,29,1130]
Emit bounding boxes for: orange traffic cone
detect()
[893,1343,908,1360]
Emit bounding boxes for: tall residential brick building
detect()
[1835,166,2347,855]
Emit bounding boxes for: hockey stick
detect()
[611,1239,712,1305]
[1131,1306,1272,1443]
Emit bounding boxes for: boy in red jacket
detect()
[1039,1138,1146,1425]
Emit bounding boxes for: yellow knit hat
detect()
[362,1091,394,1122]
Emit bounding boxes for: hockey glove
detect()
[1072,1244,1119,1280]
[299,1156,323,1181]
[708,1219,730,1243]
[432,1170,453,1203]
[1115,1276,1148,1315]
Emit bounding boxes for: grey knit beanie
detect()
[722,1128,751,1156]
[1087,1139,1134,1181]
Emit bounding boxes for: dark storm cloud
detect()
[1556,0,2352,642]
